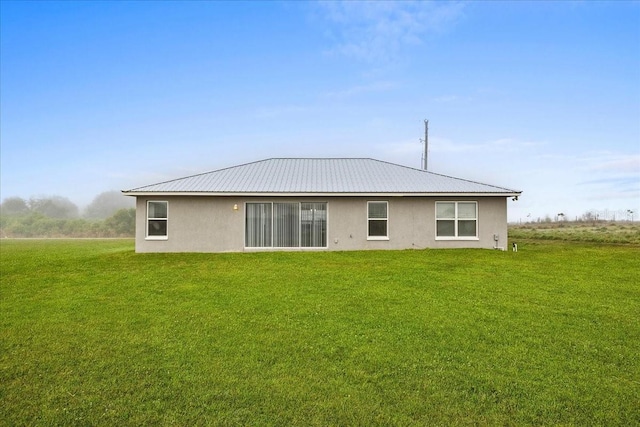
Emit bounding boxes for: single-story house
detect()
[123,158,521,253]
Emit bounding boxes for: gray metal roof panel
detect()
[124,158,521,195]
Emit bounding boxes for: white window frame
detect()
[367,201,389,241]
[244,201,328,249]
[146,200,168,240]
[435,201,479,240]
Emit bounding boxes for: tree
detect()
[29,196,79,219]
[103,208,136,236]
[0,197,30,216]
[84,191,134,219]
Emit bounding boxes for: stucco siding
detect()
[135,196,508,253]
[135,196,245,253]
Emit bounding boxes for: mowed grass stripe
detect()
[1,239,638,426]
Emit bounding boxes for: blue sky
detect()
[1,1,639,221]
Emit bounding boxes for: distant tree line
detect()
[514,209,636,225]
[0,191,135,238]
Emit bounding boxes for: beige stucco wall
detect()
[134,196,508,253]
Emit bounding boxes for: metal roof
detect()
[123,158,521,196]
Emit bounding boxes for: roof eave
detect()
[122,191,522,198]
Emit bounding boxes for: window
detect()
[147,201,168,239]
[367,201,388,240]
[245,202,327,248]
[436,201,477,239]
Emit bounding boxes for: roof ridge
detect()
[268,157,375,160]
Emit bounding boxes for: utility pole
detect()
[421,119,429,171]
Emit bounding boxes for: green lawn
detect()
[1,239,639,426]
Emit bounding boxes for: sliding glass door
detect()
[246,202,327,248]
[274,203,300,247]
[301,203,326,248]
[245,203,272,247]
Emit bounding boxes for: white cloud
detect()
[317,1,466,63]
[585,153,640,174]
[576,153,640,202]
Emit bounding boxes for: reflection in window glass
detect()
[368,201,388,238]
[436,202,477,238]
[146,201,168,238]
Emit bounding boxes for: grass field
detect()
[1,239,639,426]
[509,221,640,245]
